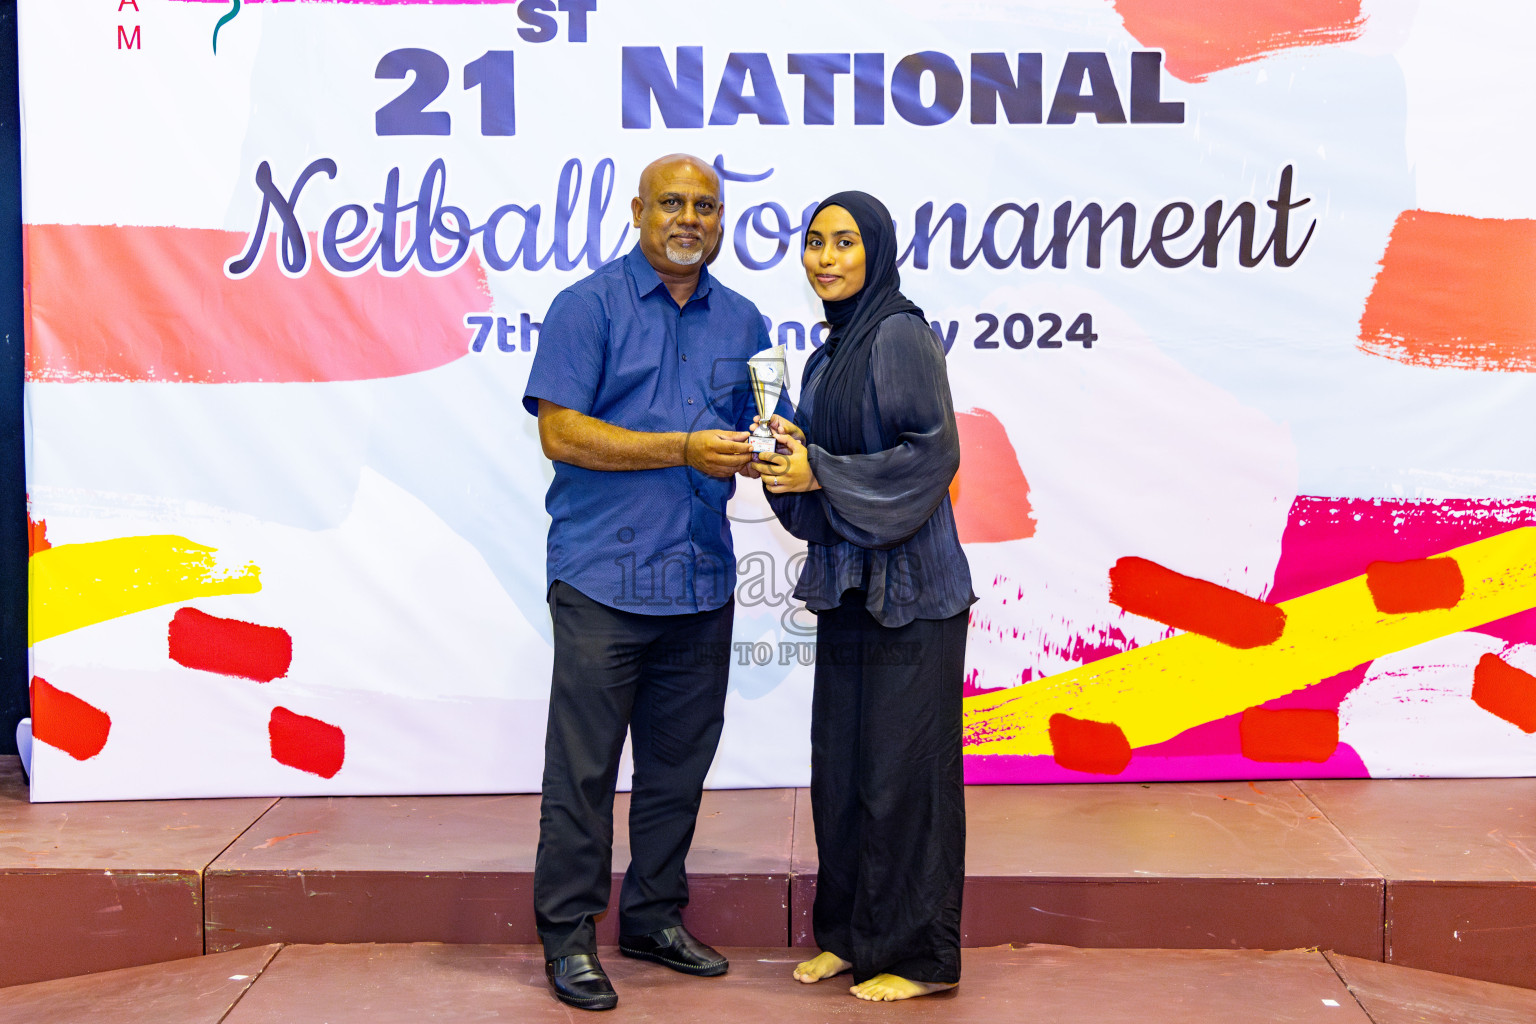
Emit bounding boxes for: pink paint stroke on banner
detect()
[172,1,516,5]
[26,224,490,384]
[966,742,1371,785]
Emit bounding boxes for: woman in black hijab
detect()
[758,192,973,1001]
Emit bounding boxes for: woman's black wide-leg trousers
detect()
[809,595,968,985]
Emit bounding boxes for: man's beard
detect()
[665,242,704,266]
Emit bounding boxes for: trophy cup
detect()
[747,345,789,457]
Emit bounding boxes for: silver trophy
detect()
[747,345,789,456]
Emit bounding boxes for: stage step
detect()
[797,779,1385,958]
[4,756,1536,992]
[203,787,794,951]
[4,942,1536,1024]
[0,758,274,988]
[1301,779,1536,990]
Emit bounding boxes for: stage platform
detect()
[3,942,1535,1024]
[3,756,1535,993]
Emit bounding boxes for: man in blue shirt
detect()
[522,153,770,1011]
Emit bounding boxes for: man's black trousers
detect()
[533,580,734,959]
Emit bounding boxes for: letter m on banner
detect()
[118,26,141,50]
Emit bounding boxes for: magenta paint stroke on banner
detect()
[1271,494,1536,646]
[965,743,1371,785]
[184,0,521,51]
[174,1,518,5]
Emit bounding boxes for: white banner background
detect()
[20,0,1536,799]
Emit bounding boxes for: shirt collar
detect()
[625,244,713,307]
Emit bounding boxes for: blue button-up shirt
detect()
[522,245,771,614]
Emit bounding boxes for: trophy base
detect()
[749,432,777,455]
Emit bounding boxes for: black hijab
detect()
[804,191,924,457]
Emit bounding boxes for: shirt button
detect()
[695,489,701,496]
[681,353,688,361]
[687,397,694,404]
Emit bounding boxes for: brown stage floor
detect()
[4,756,1535,993]
[2,943,1535,1024]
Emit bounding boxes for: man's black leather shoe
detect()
[618,925,729,976]
[545,953,618,1011]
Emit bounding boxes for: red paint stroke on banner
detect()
[1109,556,1285,648]
[269,707,346,779]
[1364,556,1465,614]
[1113,0,1364,83]
[28,513,50,555]
[26,224,490,383]
[1358,212,1536,373]
[1048,713,1132,775]
[30,676,112,761]
[1471,653,1536,734]
[951,409,1035,544]
[168,607,293,682]
[1238,707,1339,763]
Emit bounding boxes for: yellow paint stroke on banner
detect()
[964,526,1536,756]
[29,535,262,644]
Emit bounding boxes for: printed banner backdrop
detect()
[19,0,1536,800]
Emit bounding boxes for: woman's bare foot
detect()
[792,951,852,984]
[850,974,957,1001]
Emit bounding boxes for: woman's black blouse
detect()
[768,312,976,627]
